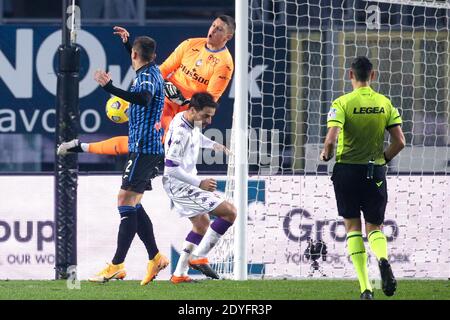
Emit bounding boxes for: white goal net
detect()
[209,0,450,280]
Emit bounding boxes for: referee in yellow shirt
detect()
[320,56,405,300]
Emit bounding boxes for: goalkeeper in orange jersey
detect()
[57,15,235,156]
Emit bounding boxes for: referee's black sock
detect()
[112,206,137,265]
[136,203,159,260]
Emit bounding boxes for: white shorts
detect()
[162,176,224,218]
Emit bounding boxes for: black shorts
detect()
[121,152,164,193]
[331,163,388,225]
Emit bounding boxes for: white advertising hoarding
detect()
[244,175,450,279]
[0,175,448,280]
[0,176,55,279]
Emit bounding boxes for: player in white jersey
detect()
[163,92,236,282]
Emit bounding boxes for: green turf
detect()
[0,279,448,300]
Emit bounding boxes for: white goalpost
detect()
[233,0,249,281]
[209,0,450,280]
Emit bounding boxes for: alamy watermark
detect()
[66,265,81,290]
[371,279,382,290]
[366,5,381,30]
[66,4,81,31]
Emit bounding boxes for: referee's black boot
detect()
[360,290,374,300]
[379,258,397,296]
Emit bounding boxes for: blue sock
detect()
[112,206,137,265]
[136,204,159,260]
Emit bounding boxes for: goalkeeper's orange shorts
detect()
[88,98,187,156]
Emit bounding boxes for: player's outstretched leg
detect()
[88,263,126,283]
[57,136,129,156]
[368,229,397,296]
[57,139,85,155]
[189,201,236,279]
[346,231,373,299]
[88,136,129,155]
[171,230,204,284]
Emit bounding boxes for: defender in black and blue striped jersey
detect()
[127,61,164,155]
[91,36,168,285]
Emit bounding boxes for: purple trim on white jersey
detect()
[181,115,194,129]
[165,159,179,167]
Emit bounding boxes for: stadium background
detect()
[1,1,448,174]
[0,0,449,288]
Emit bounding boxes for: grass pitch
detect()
[0,279,448,300]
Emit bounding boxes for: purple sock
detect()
[210,217,233,235]
[185,231,203,245]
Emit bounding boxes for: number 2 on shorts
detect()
[123,159,133,179]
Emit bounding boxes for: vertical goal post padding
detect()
[54,0,80,280]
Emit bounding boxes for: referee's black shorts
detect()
[331,163,388,225]
[121,152,164,194]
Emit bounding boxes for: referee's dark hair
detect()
[133,36,156,62]
[190,92,218,111]
[351,56,373,82]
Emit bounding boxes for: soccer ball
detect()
[105,96,129,124]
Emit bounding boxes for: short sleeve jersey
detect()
[327,86,402,165]
[159,38,234,102]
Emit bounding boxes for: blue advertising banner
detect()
[0,23,284,172]
[0,24,234,136]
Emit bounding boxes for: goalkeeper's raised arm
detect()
[58,15,236,157]
[157,15,235,136]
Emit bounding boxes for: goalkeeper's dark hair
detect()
[218,15,236,35]
[189,92,218,111]
[133,36,156,62]
[351,56,373,82]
